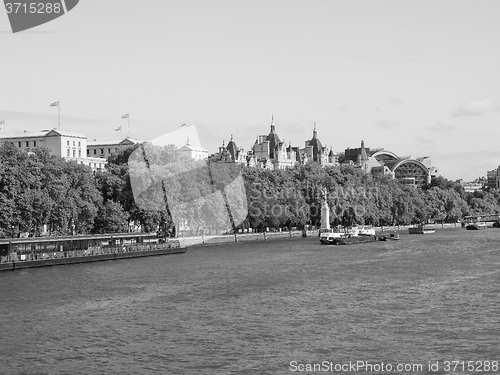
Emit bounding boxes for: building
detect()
[0,128,106,171]
[457,179,484,193]
[179,138,209,161]
[87,137,141,159]
[299,123,337,166]
[209,135,247,164]
[341,140,439,187]
[486,167,500,189]
[249,117,297,169]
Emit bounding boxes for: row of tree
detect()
[1,141,499,237]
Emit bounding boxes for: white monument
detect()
[320,188,330,230]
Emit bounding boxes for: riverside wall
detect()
[177,230,317,247]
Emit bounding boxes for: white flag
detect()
[115,126,122,131]
[122,113,129,119]
[50,101,59,107]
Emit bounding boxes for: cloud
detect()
[413,136,434,145]
[374,120,401,130]
[424,121,455,132]
[452,97,500,117]
[336,104,380,113]
[387,98,404,107]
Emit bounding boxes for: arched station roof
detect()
[390,159,430,186]
[371,150,399,163]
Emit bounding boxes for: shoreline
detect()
[0,230,314,272]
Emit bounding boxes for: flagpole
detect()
[58,102,60,129]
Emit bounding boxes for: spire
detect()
[360,140,368,161]
[230,134,233,141]
[270,115,275,133]
[186,137,190,146]
[313,121,317,138]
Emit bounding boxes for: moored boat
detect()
[377,231,401,241]
[408,224,435,234]
[319,227,357,244]
[332,234,377,245]
[466,222,487,230]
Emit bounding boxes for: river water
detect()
[0,228,499,374]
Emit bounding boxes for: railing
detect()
[0,241,180,264]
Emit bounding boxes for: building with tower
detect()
[249,117,297,169]
[299,123,337,166]
[209,135,246,164]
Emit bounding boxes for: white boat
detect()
[319,227,357,244]
[355,226,376,236]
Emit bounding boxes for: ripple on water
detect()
[0,231,499,374]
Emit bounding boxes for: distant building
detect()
[486,167,500,189]
[458,179,484,193]
[0,128,106,171]
[87,137,141,159]
[179,138,209,161]
[209,135,246,164]
[340,140,439,187]
[299,123,337,166]
[249,117,297,169]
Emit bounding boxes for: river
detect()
[0,228,499,374]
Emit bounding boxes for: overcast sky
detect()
[1,0,500,181]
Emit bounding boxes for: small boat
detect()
[319,227,356,244]
[333,234,377,245]
[408,224,435,234]
[377,231,401,241]
[466,222,487,230]
[354,226,376,236]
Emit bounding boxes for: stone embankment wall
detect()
[177,230,318,247]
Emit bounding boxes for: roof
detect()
[0,129,87,140]
[179,144,208,152]
[87,138,141,147]
[226,138,238,160]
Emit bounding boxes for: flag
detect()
[50,101,59,107]
[122,114,129,119]
[115,126,122,131]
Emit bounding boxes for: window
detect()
[87,150,89,156]
[73,150,76,157]
[33,141,37,147]
[100,148,104,154]
[78,142,81,147]
[67,140,70,146]
[73,141,75,147]
[67,149,70,157]
[18,142,21,147]
[25,141,29,147]
[108,148,111,153]
[78,150,81,157]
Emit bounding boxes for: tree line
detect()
[0,141,499,238]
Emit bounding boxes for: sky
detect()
[1,0,500,181]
